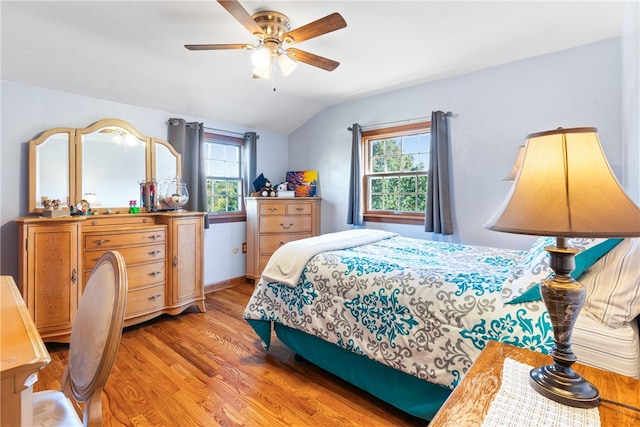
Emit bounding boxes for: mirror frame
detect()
[29,118,181,213]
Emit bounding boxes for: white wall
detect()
[0,82,289,284]
[289,38,624,250]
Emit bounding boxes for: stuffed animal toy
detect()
[276,182,288,193]
[260,179,276,197]
[251,173,275,196]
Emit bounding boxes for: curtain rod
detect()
[347,111,457,131]
[203,126,247,137]
[167,120,248,137]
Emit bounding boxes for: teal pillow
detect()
[571,238,622,278]
[508,283,541,304]
[506,238,622,305]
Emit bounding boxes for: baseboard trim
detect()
[204,276,250,294]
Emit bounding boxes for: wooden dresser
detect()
[15,212,205,342]
[245,197,321,281]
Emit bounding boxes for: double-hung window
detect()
[204,132,245,223]
[363,122,431,224]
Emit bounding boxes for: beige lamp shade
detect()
[486,127,640,237]
[503,145,525,181]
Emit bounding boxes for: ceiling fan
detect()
[185,0,347,80]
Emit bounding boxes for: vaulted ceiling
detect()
[1,1,624,134]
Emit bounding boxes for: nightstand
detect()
[429,340,640,426]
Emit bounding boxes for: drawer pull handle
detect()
[280,223,293,230]
[295,207,304,211]
[149,271,162,277]
[148,250,162,256]
[143,218,149,223]
[91,257,99,262]
[148,294,162,301]
[92,220,98,225]
[93,239,110,246]
[268,207,278,212]
[71,268,77,284]
[148,234,162,240]
[173,256,178,268]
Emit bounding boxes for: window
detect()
[363,122,430,224]
[204,132,245,222]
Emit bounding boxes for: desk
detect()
[1,276,50,427]
[430,340,640,426]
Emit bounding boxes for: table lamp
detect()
[485,127,640,408]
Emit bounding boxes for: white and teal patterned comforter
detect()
[243,235,554,389]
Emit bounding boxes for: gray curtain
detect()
[243,132,257,198]
[425,111,453,234]
[347,123,364,226]
[168,118,209,228]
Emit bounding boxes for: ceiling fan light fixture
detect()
[277,53,297,76]
[253,65,271,79]
[251,45,272,68]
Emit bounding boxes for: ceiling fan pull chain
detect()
[271,58,277,92]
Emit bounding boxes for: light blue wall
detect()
[288,38,624,250]
[621,0,640,204]
[0,82,289,284]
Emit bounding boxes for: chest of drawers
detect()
[15,212,205,342]
[245,197,321,281]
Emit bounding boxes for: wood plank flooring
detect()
[34,283,427,426]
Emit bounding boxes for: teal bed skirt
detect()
[254,320,451,420]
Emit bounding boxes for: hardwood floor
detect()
[35,283,427,426]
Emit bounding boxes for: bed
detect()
[243,229,640,420]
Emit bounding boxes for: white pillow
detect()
[501,237,608,304]
[581,239,640,328]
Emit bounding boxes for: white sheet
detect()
[260,229,397,287]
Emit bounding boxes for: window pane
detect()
[402,135,420,154]
[210,144,224,159]
[417,175,428,192]
[371,194,383,210]
[210,160,225,176]
[372,157,385,173]
[224,145,239,161]
[400,176,416,192]
[400,194,417,212]
[383,194,398,211]
[370,177,383,193]
[385,176,398,192]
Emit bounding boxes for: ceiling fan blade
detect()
[282,12,347,44]
[286,48,340,72]
[185,43,253,51]
[217,0,264,36]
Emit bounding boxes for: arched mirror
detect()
[153,139,181,183]
[29,119,181,213]
[29,128,75,212]
[79,120,148,209]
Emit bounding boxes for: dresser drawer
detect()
[83,215,156,227]
[126,261,165,290]
[259,202,287,215]
[125,285,165,318]
[286,202,313,215]
[259,233,311,254]
[84,228,166,249]
[84,243,166,270]
[259,215,311,234]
